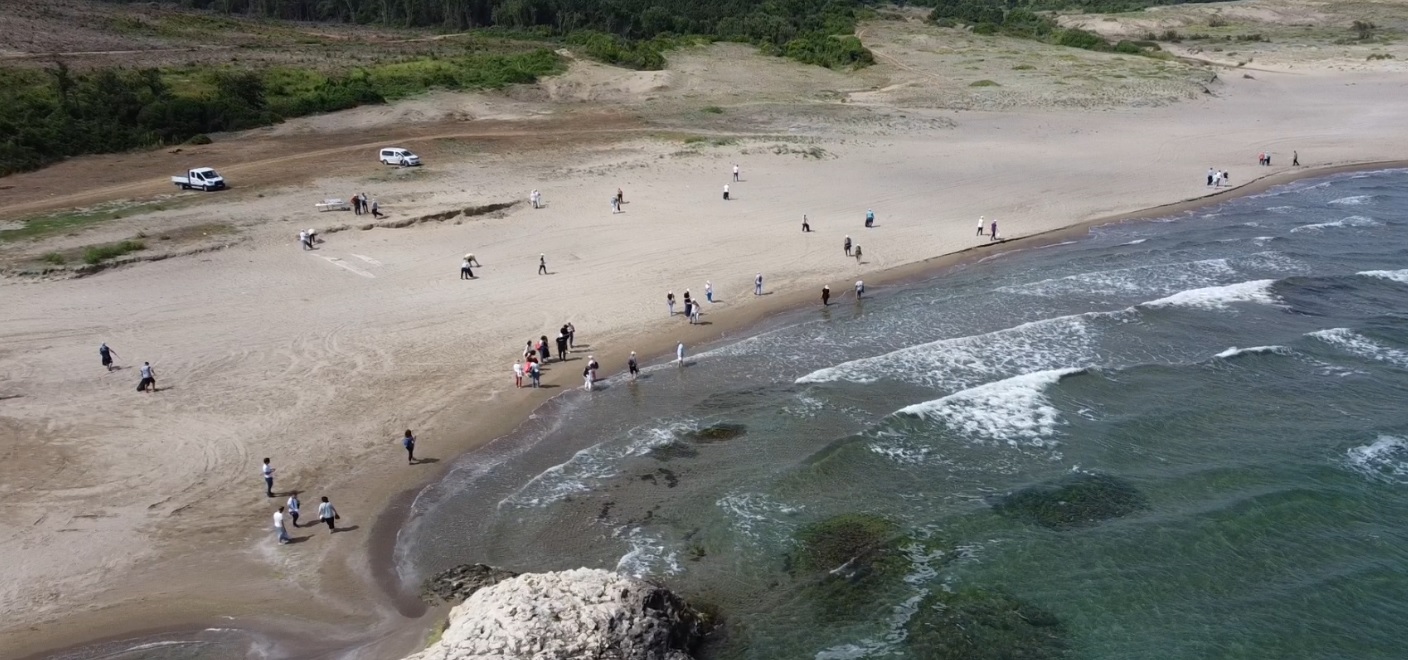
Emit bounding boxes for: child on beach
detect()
[802,215,810,232]
[402,430,416,464]
[856,280,864,298]
[513,360,524,388]
[690,303,701,325]
[822,286,831,306]
[705,281,713,303]
[977,216,985,236]
[667,291,676,316]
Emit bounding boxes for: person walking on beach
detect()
[755,273,764,296]
[317,496,339,532]
[821,285,831,306]
[460,255,475,279]
[556,331,569,362]
[683,289,692,310]
[667,291,676,316]
[274,506,290,544]
[676,341,685,367]
[683,299,693,320]
[865,209,875,228]
[854,245,862,263]
[299,229,310,250]
[538,254,547,275]
[529,360,541,388]
[137,361,156,392]
[733,164,740,182]
[513,360,524,388]
[990,219,998,241]
[531,189,541,209]
[705,281,713,303]
[628,352,639,379]
[583,363,594,391]
[855,280,864,299]
[723,184,730,201]
[1293,151,1300,167]
[690,302,701,324]
[617,188,625,206]
[538,336,551,363]
[371,199,384,218]
[802,215,810,232]
[977,216,985,236]
[287,493,301,527]
[611,195,620,214]
[262,458,275,498]
[99,343,118,371]
[566,322,576,349]
[844,235,852,257]
[402,429,416,464]
[1207,167,1215,187]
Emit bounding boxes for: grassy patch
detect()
[969,79,1000,87]
[83,240,147,265]
[701,105,725,114]
[1012,64,1036,70]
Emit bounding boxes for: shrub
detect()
[972,22,999,35]
[41,252,65,265]
[185,133,213,145]
[1367,53,1395,60]
[1207,15,1228,28]
[701,105,724,114]
[83,240,146,265]
[1057,28,1110,51]
[1353,20,1376,40]
[969,79,1000,87]
[1160,29,1183,42]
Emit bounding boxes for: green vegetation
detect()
[682,423,748,443]
[919,0,1214,53]
[906,588,1068,659]
[993,472,1147,530]
[792,513,903,575]
[41,252,66,266]
[0,50,562,176]
[83,240,147,265]
[1,203,157,242]
[969,79,1000,87]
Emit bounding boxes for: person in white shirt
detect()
[531,189,541,209]
[705,281,713,303]
[732,164,740,182]
[137,362,156,393]
[460,257,474,280]
[855,280,865,299]
[262,457,275,498]
[754,273,763,296]
[318,496,339,532]
[977,216,985,236]
[513,360,524,388]
[286,493,301,527]
[723,184,730,201]
[274,507,290,544]
[299,229,310,250]
[676,342,685,367]
[690,303,701,325]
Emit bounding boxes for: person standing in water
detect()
[99,343,118,372]
[538,254,547,275]
[582,363,594,391]
[802,215,810,232]
[977,216,985,236]
[628,352,640,379]
[402,429,416,464]
[821,286,831,306]
[855,280,865,299]
[754,273,764,296]
[844,235,852,257]
[317,496,339,532]
[705,281,714,303]
[667,291,676,316]
[676,341,685,366]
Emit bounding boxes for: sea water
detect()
[399,170,1408,659]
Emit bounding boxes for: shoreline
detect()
[31,157,1405,660]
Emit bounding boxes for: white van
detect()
[379,147,421,167]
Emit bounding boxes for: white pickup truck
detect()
[171,167,227,192]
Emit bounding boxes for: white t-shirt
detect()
[513,363,524,376]
[263,463,273,479]
[723,185,729,193]
[733,165,739,174]
[677,343,685,358]
[318,502,336,520]
[273,510,285,530]
[287,497,300,513]
[462,259,471,269]
[140,364,153,378]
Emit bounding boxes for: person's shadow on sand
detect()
[331,525,360,534]
[411,458,441,466]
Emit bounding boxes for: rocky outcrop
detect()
[406,568,708,660]
[421,563,520,604]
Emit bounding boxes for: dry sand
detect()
[2,15,1408,659]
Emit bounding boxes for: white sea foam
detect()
[1121,238,1148,245]
[1329,195,1373,205]
[896,369,1083,447]
[614,527,681,578]
[999,257,1236,298]
[500,423,687,508]
[1345,435,1408,484]
[1357,269,1408,284]
[1141,279,1277,310]
[867,443,933,465]
[717,492,803,543]
[796,313,1101,389]
[1309,328,1408,369]
[1290,216,1380,232]
[1215,345,1291,359]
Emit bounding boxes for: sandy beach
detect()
[3,10,1408,658]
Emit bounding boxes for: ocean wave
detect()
[1309,328,1408,369]
[614,527,681,578]
[1121,238,1148,245]
[1345,435,1408,484]
[796,313,1101,389]
[717,492,803,543]
[896,368,1084,447]
[499,422,688,508]
[1357,269,1408,284]
[1215,345,1292,359]
[1140,279,1277,310]
[1290,216,1380,232]
[1329,195,1373,205]
[998,257,1236,298]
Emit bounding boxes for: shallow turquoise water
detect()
[396,169,1408,659]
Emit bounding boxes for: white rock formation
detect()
[406,568,703,660]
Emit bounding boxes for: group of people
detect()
[820,280,866,305]
[842,235,865,261]
[611,188,625,213]
[264,457,344,545]
[298,228,319,250]
[1257,150,1300,167]
[99,343,160,393]
[666,285,712,324]
[976,216,1000,241]
[349,192,384,218]
[513,323,578,388]
[1206,167,1233,188]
